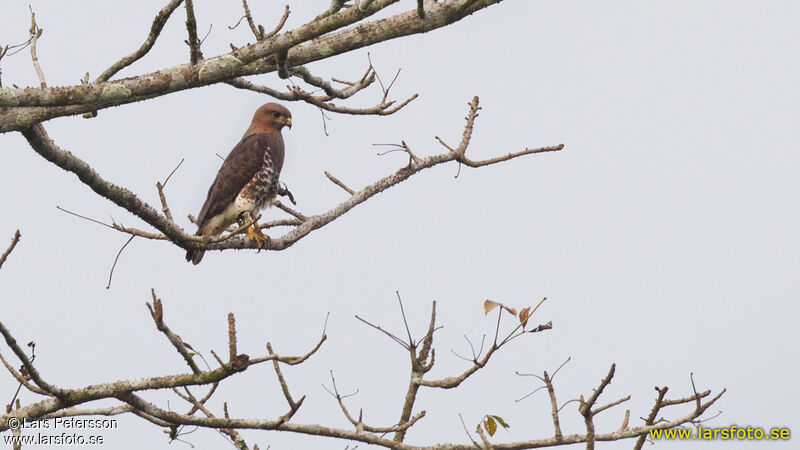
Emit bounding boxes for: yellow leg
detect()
[245,217,269,249]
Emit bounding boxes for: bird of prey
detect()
[186,103,292,264]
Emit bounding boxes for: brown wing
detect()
[195,133,271,230]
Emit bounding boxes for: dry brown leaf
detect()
[484,299,500,315]
[519,306,531,328]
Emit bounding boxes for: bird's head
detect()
[251,103,292,131]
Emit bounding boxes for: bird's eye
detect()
[273,112,280,117]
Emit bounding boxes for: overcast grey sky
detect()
[0,1,797,449]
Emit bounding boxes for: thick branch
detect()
[57,389,728,450]
[1,0,504,131]
[22,97,562,259]
[0,296,726,449]
[394,301,437,442]
[20,124,197,247]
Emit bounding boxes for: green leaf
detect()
[490,415,510,429]
[483,416,497,436]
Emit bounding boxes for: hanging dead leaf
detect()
[503,306,517,316]
[484,299,500,315]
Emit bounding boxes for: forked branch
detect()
[22,97,562,263]
[0,289,725,449]
[2,0,513,131]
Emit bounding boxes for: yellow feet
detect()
[247,224,270,249]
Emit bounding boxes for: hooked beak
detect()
[284,117,292,129]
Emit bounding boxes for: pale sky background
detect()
[0,1,797,449]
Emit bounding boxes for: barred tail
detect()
[185,229,205,265]
[185,248,205,265]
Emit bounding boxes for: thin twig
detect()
[248,320,327,366]
[544,371,562,440]
[56,206,116,230]
[355,314,410,351]
[315,0,347,20]
[173,387,251,449]
[28,7,46,88]
[271,200,307,221]
[106,235,135,289]
[0,321,63,397]
[239,0,263,40]
[324,171,355,195]
[0,349,49,397]
[156,158,184,223]
[147,291,201,374]
[228,313,237,362]
[163,158,185,187]
[458,413,482,448]
[184,0,201,64]
[593,395,631,416]
[264,6,291,39]
[0,230,21,271]
[266,342,304,423]
[396,291,414,346]
[95,0,184,82]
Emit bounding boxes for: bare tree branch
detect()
[105,235,135,289]
[265,5,291,40]
[0,348,49,397]
[544,371,563,440]
[173,387,251,449]
[0,293,724,449]
[225,61,416,116]
[1,0,506,131]
[20,97,561,264]
[393,300,437,443]
[96,0,185,83]
[265,342,303,417]
[324,171,355,195]
[0,230,21,271]
[0,3,728,448]
[27,7,46,88]
[156,160,182,223]
[147,290,202,374]
[0,322,64,398]
[234,0,264,41]
[184,0,202,64]
[316,0,349,20]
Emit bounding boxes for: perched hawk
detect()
[186,103,292,264]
